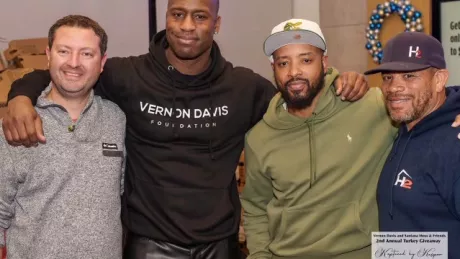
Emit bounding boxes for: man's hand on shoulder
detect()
[2,96,45,147]
[334,71,369,102]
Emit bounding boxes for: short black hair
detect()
[48,15,108,55]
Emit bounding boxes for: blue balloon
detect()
[414,11,422,18]
[376,23,382,29]
[366,43,372,49]
[370,23,376,29]
[376,42,382,48]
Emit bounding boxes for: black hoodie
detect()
[8,30,277,245]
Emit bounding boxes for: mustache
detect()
[285,78,310,88]
[61,65,84,73]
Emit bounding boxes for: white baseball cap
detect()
[263,19,327,58]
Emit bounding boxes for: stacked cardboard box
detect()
[0,37,47,119]
[0,68,34,118]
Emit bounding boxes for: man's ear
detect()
[214,15,221,34]
[434,69,449,92]
[322,55,329,74]
[100,54,108,73]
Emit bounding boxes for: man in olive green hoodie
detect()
[240,19,397,259]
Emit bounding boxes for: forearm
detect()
[7,69,51,105]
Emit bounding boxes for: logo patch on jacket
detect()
[102,143,123,157]
[394,169,413,189]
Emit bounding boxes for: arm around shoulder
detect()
[96,56,142,104]
[8,69,51,105]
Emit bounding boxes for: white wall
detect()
[0,0,149,58]
[292,0,320,24]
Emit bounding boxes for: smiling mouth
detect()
[176,35,198,44]
[387,97,411,108]
[287,82,308,91]
[63,71,83,79]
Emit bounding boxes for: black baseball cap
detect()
[364,32,446,75]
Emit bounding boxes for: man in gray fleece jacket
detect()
[0,15,126,259]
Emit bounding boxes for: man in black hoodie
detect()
[2,0,369,258]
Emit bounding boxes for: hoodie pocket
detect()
[270,202,370,257]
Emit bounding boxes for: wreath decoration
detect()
[366,0,424,64]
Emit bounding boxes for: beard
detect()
[277,69,325,110]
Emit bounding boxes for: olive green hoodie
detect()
[241,68,397,259]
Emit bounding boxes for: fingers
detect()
[452,114,460,127]
[2,97,44,147]
[349,80,368,101]
[335,75,345,95]
[339,73,357,100]
[13,116,32,147]
[2,116,21,146]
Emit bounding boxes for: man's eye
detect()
[404,74,415,79]
[277,62,288,67]
[382,75,391,81]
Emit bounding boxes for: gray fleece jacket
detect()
[0,86,126,259]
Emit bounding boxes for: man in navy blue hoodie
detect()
[365,32,460,259]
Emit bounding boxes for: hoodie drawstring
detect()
[307,119,317,188]
[208,83,216,160]
[168,65,180,139]
[388,130,413,219]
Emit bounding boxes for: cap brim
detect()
[264,30,326,56]
[364,62,431,75]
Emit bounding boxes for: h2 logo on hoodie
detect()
[394,169,413,189]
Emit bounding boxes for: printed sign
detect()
[372,232,448,259]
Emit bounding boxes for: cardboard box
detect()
[3,38,48,62]
[0,68,34,105]
[15,54,48,70]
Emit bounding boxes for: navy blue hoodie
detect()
[377,87,460,259]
